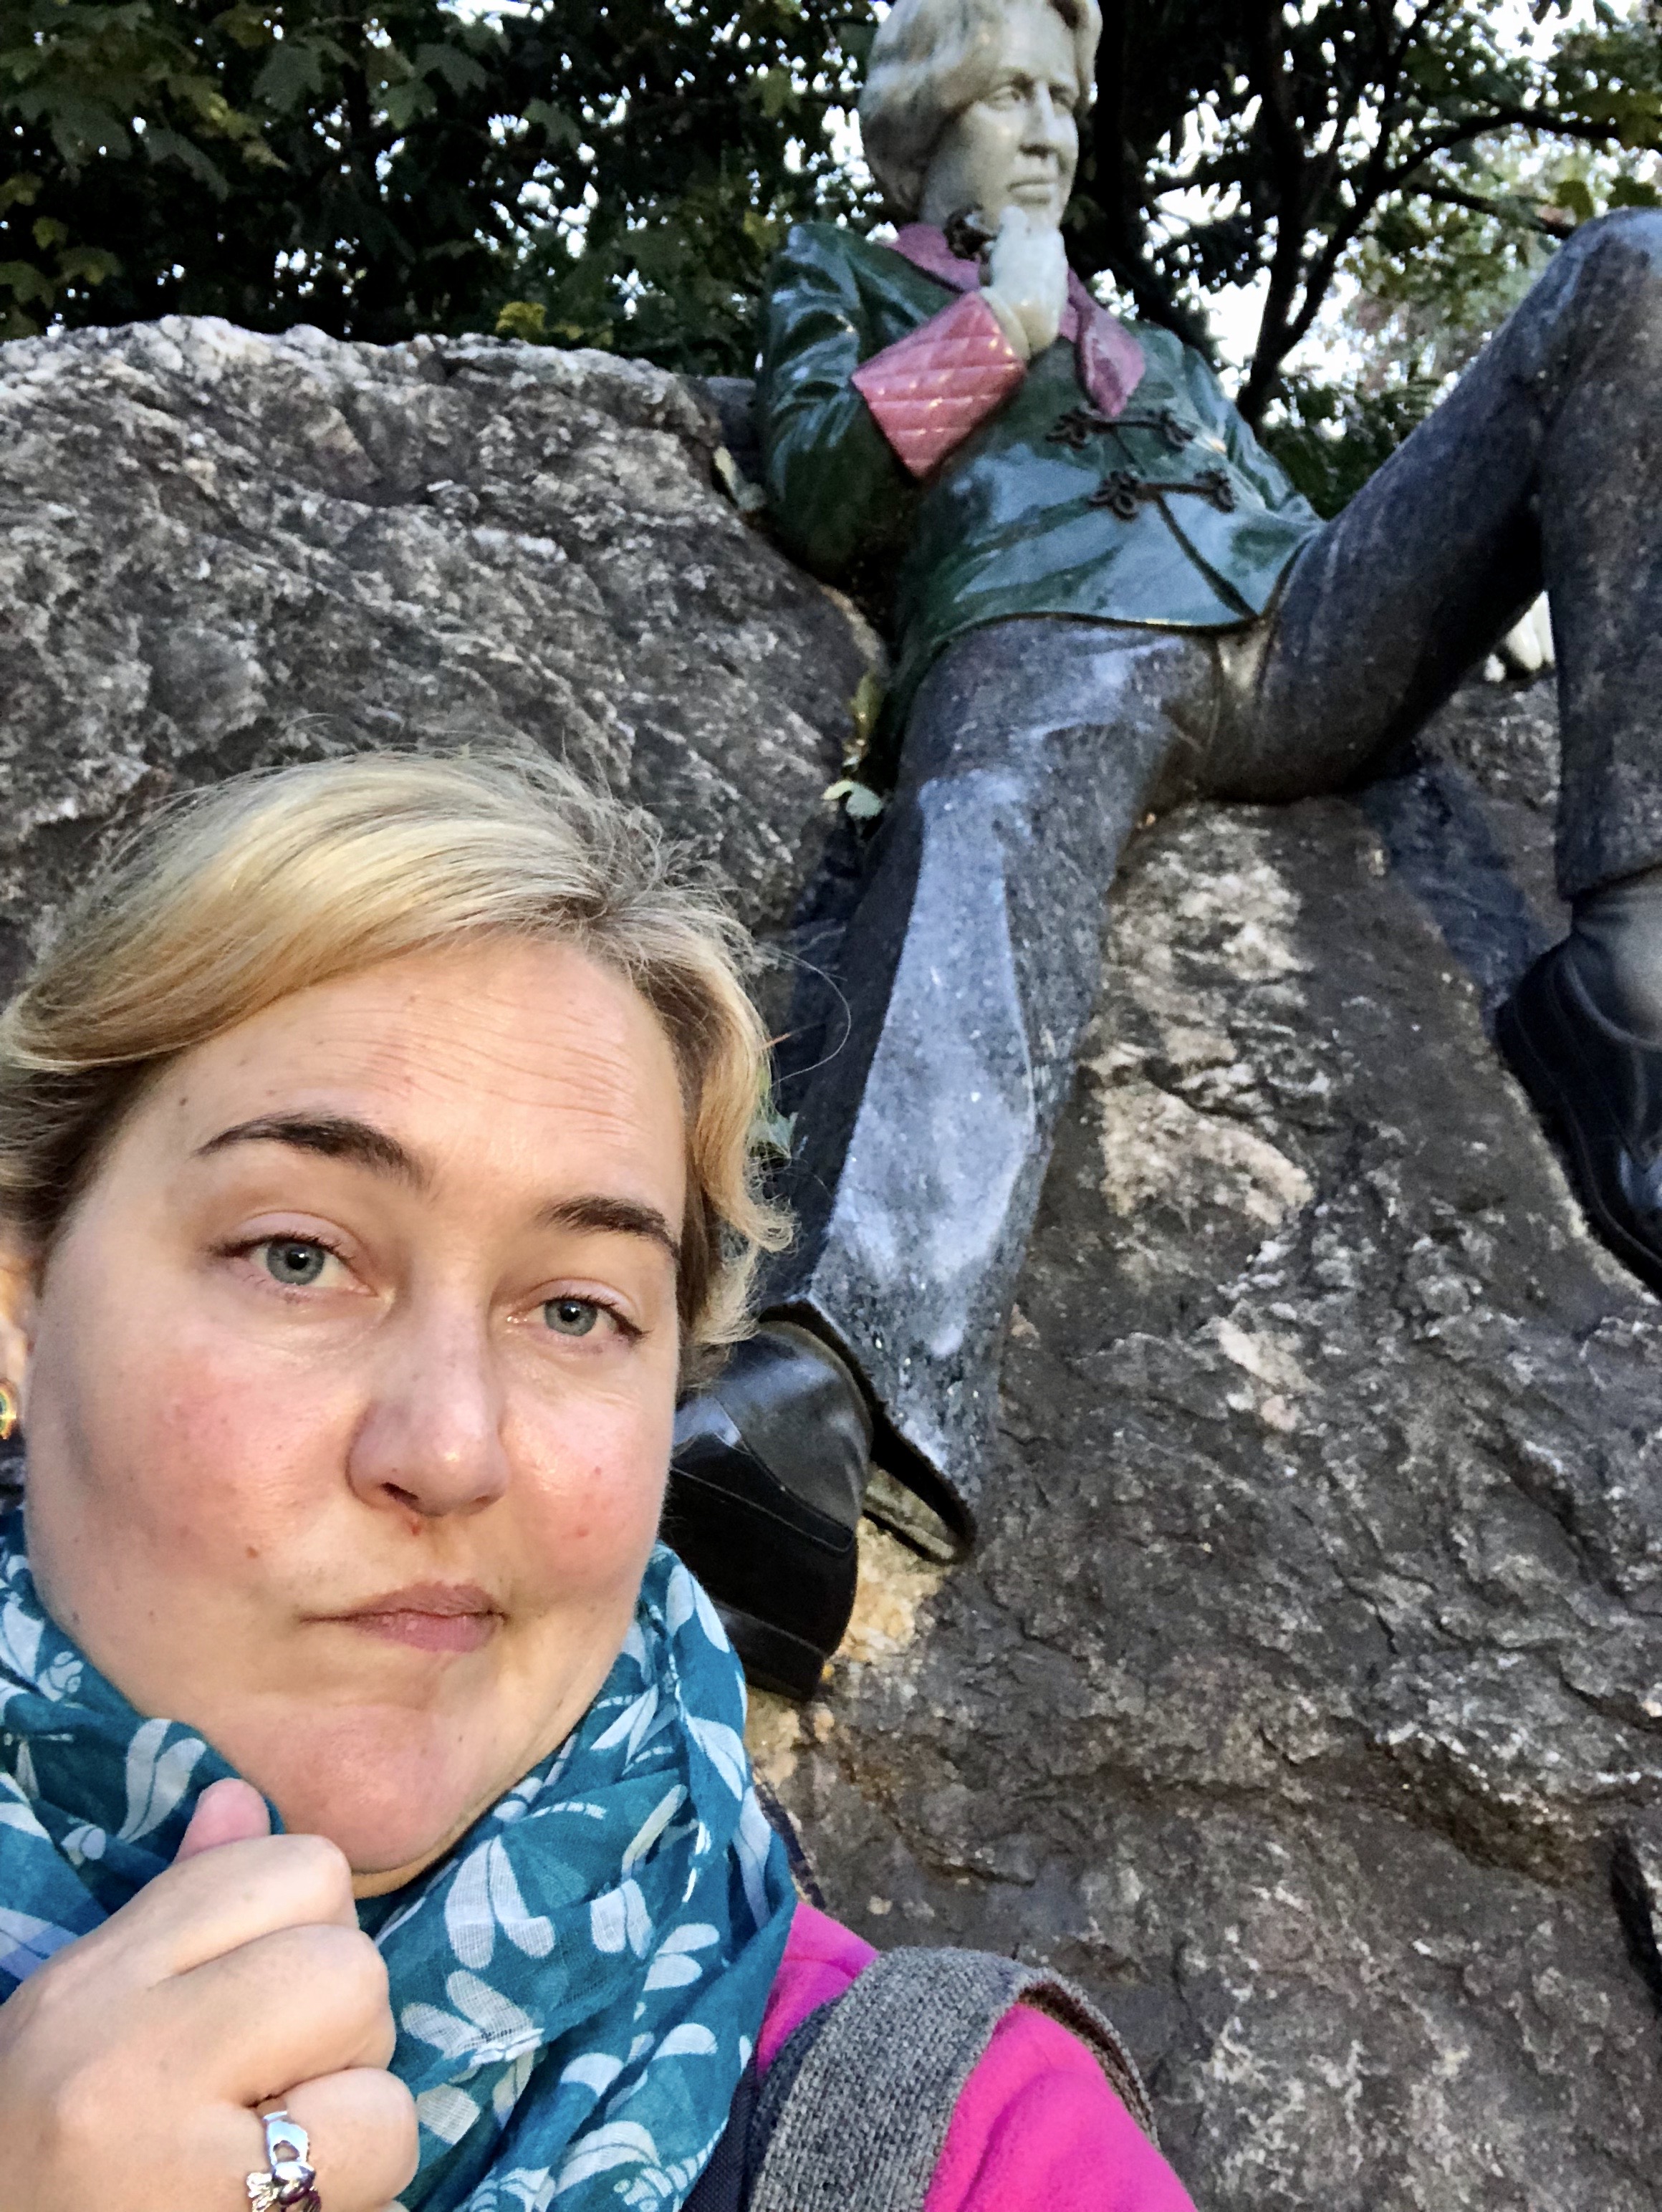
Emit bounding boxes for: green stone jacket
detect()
[758,221,1323,749]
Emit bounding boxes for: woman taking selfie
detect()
[0,752,1191,2211]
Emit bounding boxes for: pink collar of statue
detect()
[889,223,1144,420]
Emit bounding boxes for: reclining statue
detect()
[667,0,1662,1698]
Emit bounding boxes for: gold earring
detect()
[0,1382,17,1443]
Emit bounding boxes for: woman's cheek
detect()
[515,1391,670,1579]
[130,1335,355,1555]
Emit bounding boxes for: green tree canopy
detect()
[1078,0,1662,425]
[1,0,877,359]
[4,0,1661,448]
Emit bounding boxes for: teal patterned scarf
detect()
[0,1514,795,2211]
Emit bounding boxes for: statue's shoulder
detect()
[772,222,954,309]
[1122,318,1251,434]
[1142,324,1239,415]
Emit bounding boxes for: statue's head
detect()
[859,0,1100,231]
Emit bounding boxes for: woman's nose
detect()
[345,1311,511,1520]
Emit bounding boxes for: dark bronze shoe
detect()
[663,1322,871,1701]
[1497,937,1662,1294]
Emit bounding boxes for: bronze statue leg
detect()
[1227,205,1662,907]
[1219,206,1662,1314]
[765,619,1215,1534]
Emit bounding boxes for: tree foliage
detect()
[1,0,877,359]
[4,0,1662,431]
[1077,0,1662,425]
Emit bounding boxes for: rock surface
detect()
[5,320,1662,2206]
[0,316,870,1003]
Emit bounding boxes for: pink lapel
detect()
[889,224,1143,418]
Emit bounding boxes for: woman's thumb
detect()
[173,1776,272,1862]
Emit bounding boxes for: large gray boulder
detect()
[0,317,870,999]
[4,319,1661,2207]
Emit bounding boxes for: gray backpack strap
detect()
[746,1946,1156,2212]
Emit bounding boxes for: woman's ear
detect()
[0,1236,38,1418]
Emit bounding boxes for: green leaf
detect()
[414,42,487,97]
[383,78,436,133]
[495,297,548,342]
[0,259,56,307]
[1552,175,1597,222]
[751,65,795,120]
[252,38,327,112]
[524,98,582,150]
[56,244,119,284]
[213,5,277,52]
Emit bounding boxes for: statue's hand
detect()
[984,207,1069,358]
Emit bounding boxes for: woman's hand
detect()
[0,1780,417,2212]
[984,206,1070,358]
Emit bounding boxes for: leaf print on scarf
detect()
[117,1718,207,1842]
[0,1904,77,1981]
[590,1686,663,1764]
[621,1787,687,1874]
[461,2169,554,2212]
[557,2053,624,2100]
[662,1562,730,1660]
[732,1790,778,1931]
[445,1838,557,1970]
[0,1590,44,1713]
[650,2024,717,2059]
[552,2119,665,2194]
[419,2084,483,2148]
[405,1971,542,2074]
[588,1876,653,1958]
[0,1789,52,1842]
[642,1923,719,1994]
[684,1718,746,1800]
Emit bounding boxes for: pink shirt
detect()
[759,1904,1196,2212]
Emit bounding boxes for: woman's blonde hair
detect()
[0,749,787,1370]
[859,0,1100,218]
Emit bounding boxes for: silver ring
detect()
[246,2110,322,2212]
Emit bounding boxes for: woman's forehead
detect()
[146,941,688,1206]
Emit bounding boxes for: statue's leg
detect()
[668,616,1211,1694]
[664,617,1211,1696]
[764,617,1214,1542]
[1214,208,1662,1299]
[1215,208,1662,824]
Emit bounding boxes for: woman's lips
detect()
[324,1582,501,1655]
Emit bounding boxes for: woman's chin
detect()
[302,1789,481,1893]
[250,1731,511,1890]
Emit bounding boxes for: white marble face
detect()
[918,0,1082,233]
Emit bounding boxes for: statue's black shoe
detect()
[663,1322,871,1701]
[1497,938,1662,1295]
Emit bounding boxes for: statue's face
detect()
[918,0,1081,232]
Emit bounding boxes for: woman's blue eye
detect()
[544,1297,600,1337]
[261,1239,329,1287]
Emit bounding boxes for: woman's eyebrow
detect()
[537,1195,681,1264]
[195,1112,426,1186]
[196,1117,679,1259]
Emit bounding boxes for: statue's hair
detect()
[859,0,1100,218]
[0,749,787,1377]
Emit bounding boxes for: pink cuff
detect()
[852,292,1026,479]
